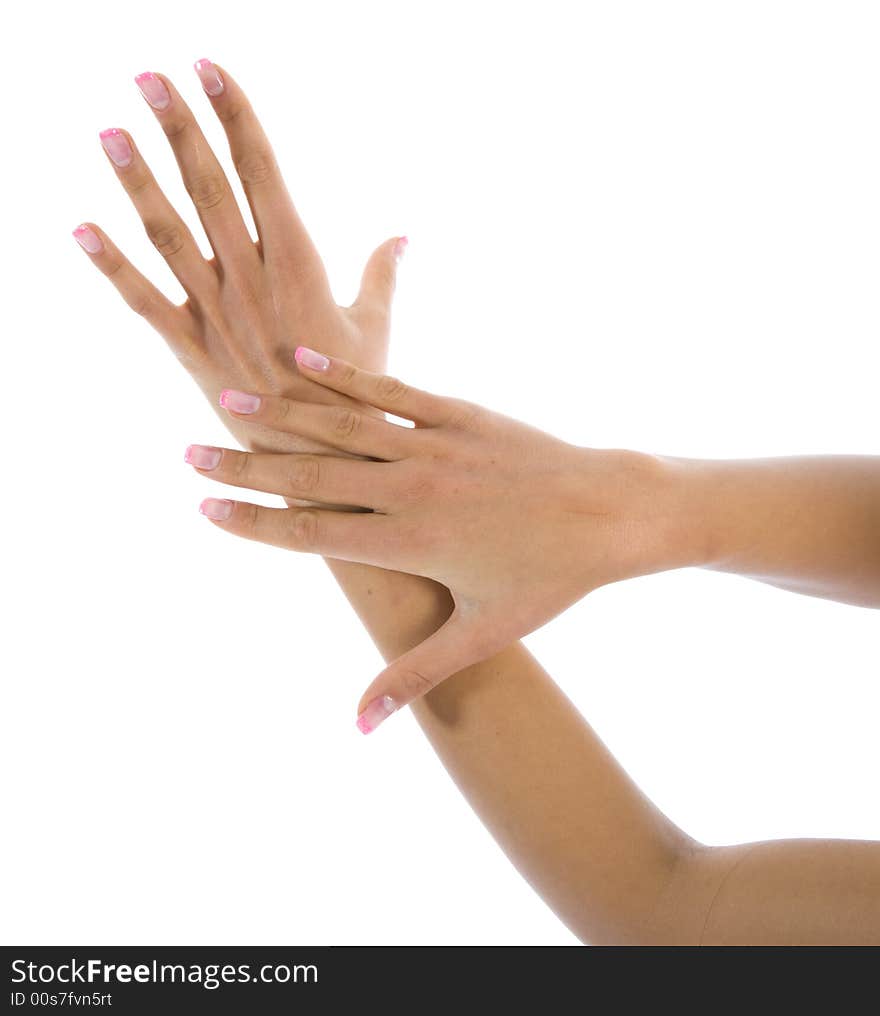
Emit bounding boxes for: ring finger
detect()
[98,127,218,303]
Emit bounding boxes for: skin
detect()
[190,351,880,721]
[192,352,701,719]
[74,61,880,944]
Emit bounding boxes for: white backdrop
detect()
[2,0,878,945]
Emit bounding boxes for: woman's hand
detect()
[73,60,405,460]
[188,348,706,731]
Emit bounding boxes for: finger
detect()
[293,347,452,426]
[198,498,401,568]
[186,446,401,511]
[98,125,218,303]
[352,235,407,327]
[218,388,415,460]
[133,69,257,273]
[354,609,490,734]
[192,59,327,282]
[72,222,199,361]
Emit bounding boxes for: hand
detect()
[187,348,704,731]
[73,60,406,459]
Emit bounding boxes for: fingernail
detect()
[185,444,222,470]
[219,389,261,414]
[194,58,225,96]
[295,346,330,372]
[393,235,409,263]
[356,696,397,735]
[199,497,234,520]
[99,128,133,168]
[134,71,171,111]
[72,224,103,254]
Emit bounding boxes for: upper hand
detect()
[187,349,701,731]
[73,60,406,457]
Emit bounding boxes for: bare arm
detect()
[331,561,880,945]
[200,357,880,722]
[79,62,880,945]
[678,455,880,608]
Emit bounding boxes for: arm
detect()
[328,562,880,944]
[196,355,880,724]
[675,455,880,608]
[194,371,880,944]
[78,63,879,944]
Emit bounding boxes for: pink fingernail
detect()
[356,696,397,735]
[194,58,225,97]
[72,224,103,254]
[393,236,409,263]
[185,444,222,470]
[99,128,133,168]
[199,497,234,520]
[219,389,261,414]
[134,71,171,111]
[295,346,330,372]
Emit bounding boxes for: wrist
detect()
[649,455,723,572]
[575,449,718,581]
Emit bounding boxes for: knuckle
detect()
[398,466,436,505]
[397,667,435,698]
[448,399,484,430]
[228,451,251,481]
[217,101,247,125]
[378,260,396,289]
[188,173,226,210]
[127,292,154,318]
[287,456,320,494]
[292,509,320,548]
[268,251,316,283]
[146,223,186,258]
[235,150,274,186]
[242,501,261,535]
[337,363,358,387]
[162,117,190,141]
[393,515,435,559]
[272,397,293,425]
[376,374,409,403]
[125,173,152,196]
[333,408,360,439]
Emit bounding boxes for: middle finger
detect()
[134,70,258,275]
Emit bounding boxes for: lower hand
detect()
[187,348,704,731]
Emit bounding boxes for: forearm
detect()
[670,455,880,607]
[325,557,697,943]
[328,545,880,945]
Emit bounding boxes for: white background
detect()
[2,1,878,945]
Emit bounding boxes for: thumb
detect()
[355,607,484,735]
[353,235,408,321]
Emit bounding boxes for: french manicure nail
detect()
[356,696,397,735]
[99,128,132,168]
[134,71,171,111]
[199,497,234,520]
[72,224,103,254]
[295,346,330,372]
[194,58,224,96]
[185,444,222,470]
[219,389,261,414]
[393,236,409,263]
